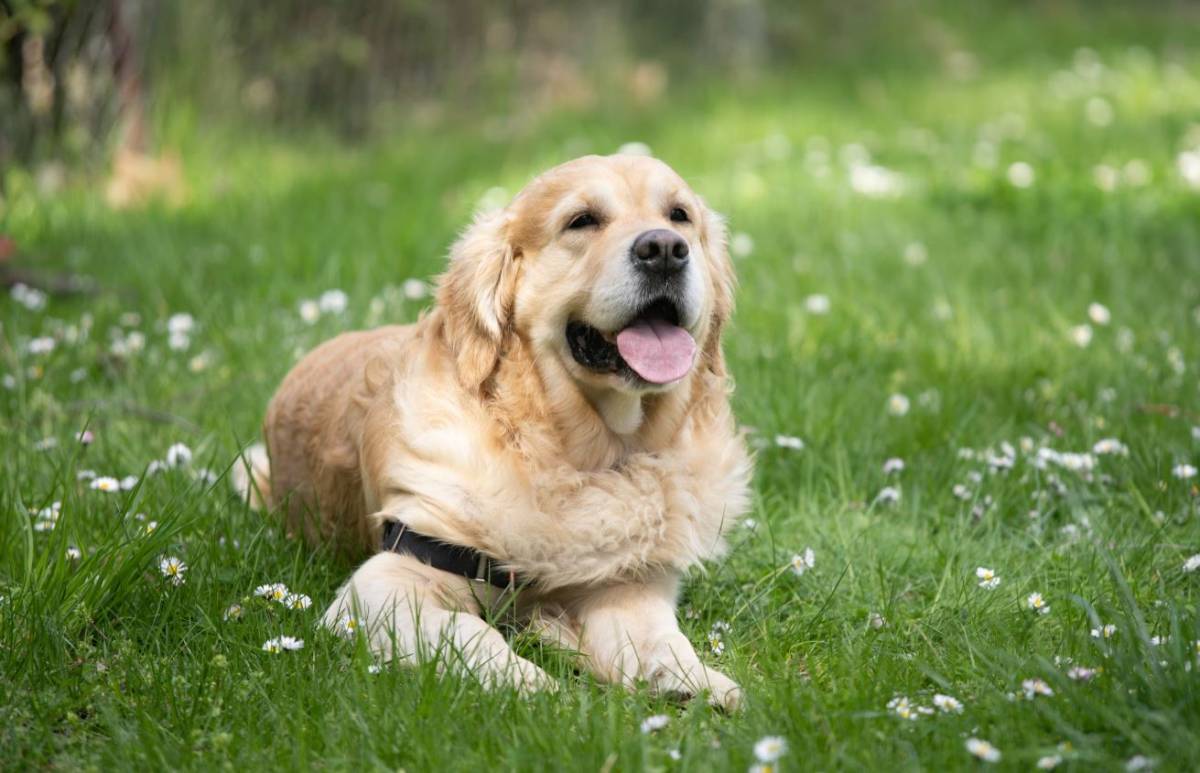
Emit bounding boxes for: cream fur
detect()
[255,155,751,709]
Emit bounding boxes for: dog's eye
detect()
[669,207,690,223]
[567,212,599,230]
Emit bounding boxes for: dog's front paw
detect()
[700,667,743,712]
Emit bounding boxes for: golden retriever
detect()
[234,154,752,709]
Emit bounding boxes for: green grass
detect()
[4,12,1200,772]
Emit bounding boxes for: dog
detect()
[234,154,752,709]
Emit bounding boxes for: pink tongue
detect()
[615,318,697,384]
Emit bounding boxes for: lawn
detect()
[3,6,1200,771]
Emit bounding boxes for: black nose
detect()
[630,229,689,276]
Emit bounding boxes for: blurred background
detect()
[5,1,1199,190]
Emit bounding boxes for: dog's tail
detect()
[231,442,271,511]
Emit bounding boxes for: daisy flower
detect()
[640,714,669,734]
[1183,554,1200,573]
[1067,666,1098,681]
[338,615,359,636]
[1172,463,1197,480]
[1007,161,1035,188]
[882,457,905,474]
[284,593,312,610]
[90,476,121,493]
[256,583,289,602]
[1037,754,1063,769]
[28,336,56,355]
[886,393,910,417]
[753,736,788,762]
[159,556,187,586]
[1092,438,1128,456]
[887,695,921,721]
[1088,302,1111,325]
[402,278,429,300]
[319,289,348,314]
[1021,678,1054,699]
[803,293,830,314]
[966,738,1001,763]
[1091,623,1117,639]
[729,232,755,258]
[1025,592,1050,615]
[224,604,244,621]
[932,694,964,713]
[952,484,971,500]
[299,299,320,324]
[165,442,192,468]
[976,567,1001,590]
[367,663,383,674]
[790,548,815,576]
[774,434,805,450]
[707,630,726,656]
[1069,324,1093,348]
[261,636,303,654]
[76,430,94,445]
[65,546,82,560]
[874,486,901,505]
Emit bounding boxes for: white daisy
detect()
[165,442,193,468]
[976,567,1001,590]
[640,714,669,734]
[882,457,905,475]
[367,663,383,674]
[932,694,963,713]
[159,556,187,586]
[886,393,910,417]
[1172,463,1197,480]
[402,278,429,300]
[339,614,359,636]
[707,631,725,656]
[790,548,815,576]
[224,604,244,621]
[319,289,348,315]
[65,546,82,560]
[874,486,901,505]
[753,736,788,762]
[167,312,195,336]
[966,738,1001,763]
[1069,324,1093,347]
[90,476,121,493]
[886,695,920,721]
[1092,438,1128,456]
[1037,754,1063,769]
[284,593,312,610]
[1183,554,1200,573]
[1067,666,1098,681]
[1007,161,1035,188]
[1021,678,1054,699]
[729,232,755,258]
[1088,302,1111,325]
[774,434,805,450]
[298,299,320,324]
[952,484,972,500]
[256,583,289,602]
[1025,592,1051,615]
[27,336,56,355]
[1091,623,1118,639]
[804,293,831,315]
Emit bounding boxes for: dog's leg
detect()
[570,577,742,711]
[322,552,554,693]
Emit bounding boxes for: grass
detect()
[3,8,1200,771]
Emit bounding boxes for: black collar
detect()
[380,520,522,590]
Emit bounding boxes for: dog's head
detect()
[438,155,734,423]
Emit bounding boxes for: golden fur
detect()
[239,155,752,708]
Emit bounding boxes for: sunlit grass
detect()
[3,16,1200,771]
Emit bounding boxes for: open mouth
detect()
[566,297,697,385]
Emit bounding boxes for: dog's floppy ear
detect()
[698,200,736,377]
[437,209,521,391]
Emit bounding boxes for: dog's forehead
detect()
[522,155,690,208]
